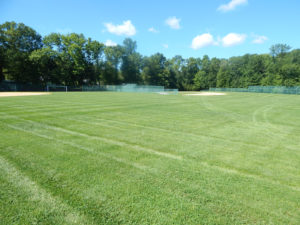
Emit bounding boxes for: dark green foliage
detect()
[1,21,300,89]
[0,21,42,83]
[102,46,123,84]
[141,53,170,86]
[121,38,142,84]
[0,47,5,82]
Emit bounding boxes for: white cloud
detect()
[191,33,218,50]
[222,33,247,47]
[104,20,136,36]
[218,0,248,12]
[252,35,268,44]
[148,27,159,33]
[165,17,181,29]
[105,40,117,47]
[163,44,169,49]
[191,32,247,49]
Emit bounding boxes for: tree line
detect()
[1,21,300,90]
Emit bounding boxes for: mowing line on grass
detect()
[200,162,300,192]
[40,117,300,191]
[6,96,163,108]
[262,105,293,134]
[90,116,267,148]
[1,92,300,224]
[2,106,300,159]
[1,113,182,160]
[30,118,300,190]
[0,99,184,116]
[0,103,129,115]
[2,114,300,179]
[4,145,297,223]
[2,136,299,224]
[66,117,129,132]
[67,114,300,155]
[4,121,300,193]
[199,94,294,136]
[200,98,297,146]
[200,96,285,138]
[251,104,293,143]
[64,116,271,155]
[4,123,156,172]
[3,123,300,221]
[0,156,89,225]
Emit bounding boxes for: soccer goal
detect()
[46,85,68,92]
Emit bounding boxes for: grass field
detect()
[0,92,299,224]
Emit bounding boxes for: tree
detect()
[193,55,220,90]
[193,70,206,90]
[42,32,103,86]
[62,33,88,85]
[0,44,4,82]
[43,33,73,85]
[207,57,220,88]
[102,45,123,84]
[181,57,201,90]
[169,55,185,90]
[29,48,60,84]
[216,60,231,87]
[280,64,300,86]
[86,38,104,84]
[270,44,291,58]
[0,21,42,83]
[1,21,300,89]
[141,53,171,86]
[121,38,142,83]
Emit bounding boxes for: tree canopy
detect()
[1,21,300,89]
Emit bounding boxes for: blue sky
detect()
[1,0,300,59]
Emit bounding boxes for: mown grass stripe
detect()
[65,115,300,154]
[0,155,89,225]
[1,92,300,224]
[5,122,299,193]
[200,162,300,192]
[3,115,182,160]
[0,99,182,115]
[4,123,156,172]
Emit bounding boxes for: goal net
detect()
[46,85,68,92]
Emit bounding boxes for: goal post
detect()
[46,85,68,92]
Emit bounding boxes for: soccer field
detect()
[0,92,299,224]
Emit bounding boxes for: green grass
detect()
[0,91,299,224]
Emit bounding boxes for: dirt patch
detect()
[184,92,226,96]
[0,92,50,97]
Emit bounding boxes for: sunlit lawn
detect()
[0,92,299,224]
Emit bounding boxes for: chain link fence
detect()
[0,81,45,91]
[0,81,178,94]
[210,86,300,95]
